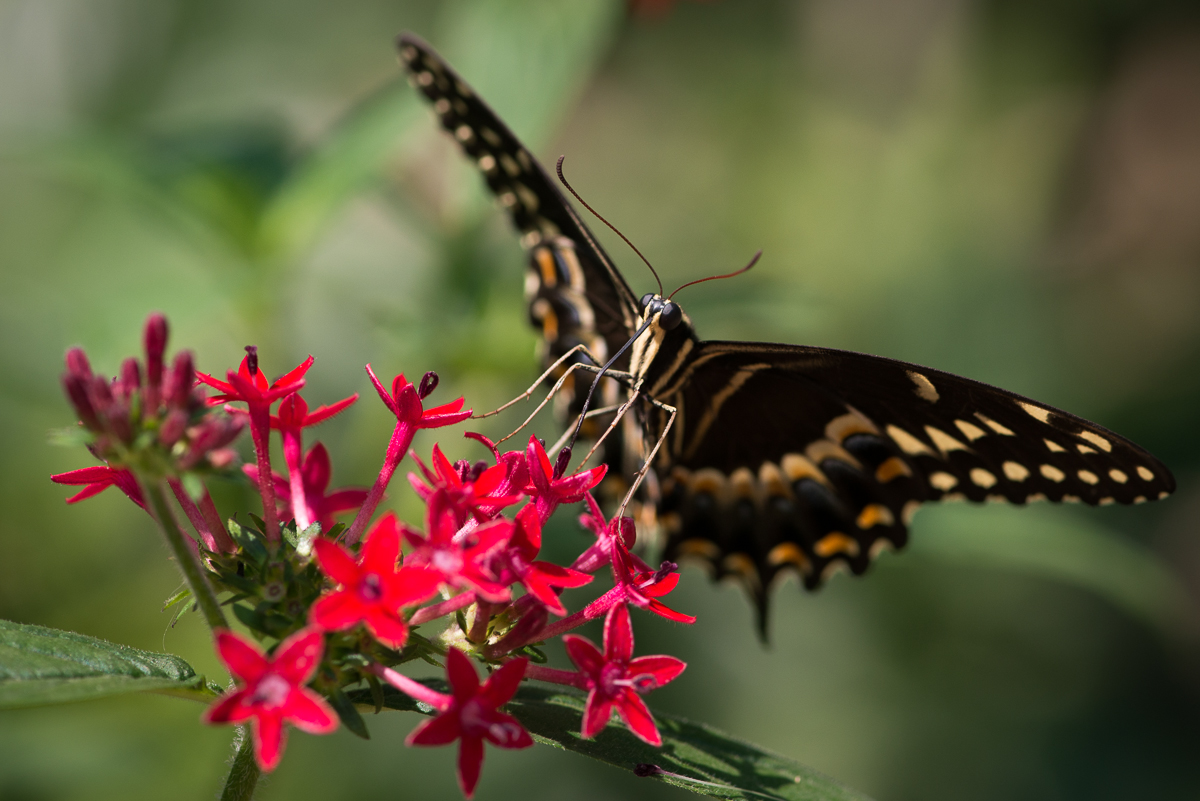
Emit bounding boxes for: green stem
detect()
[220,727,261,801]
[143,478,229,631]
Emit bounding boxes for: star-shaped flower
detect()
[564,603,686,745]
[401,492,512,602]
[492,504,591,616]
[524,435,606,523]
[408,443,522,527]
[245,443,367,533]
[203,628,338,771]
[310,513,442,649]
[404,649,532,798]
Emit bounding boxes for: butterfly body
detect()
[397,34,1175,630]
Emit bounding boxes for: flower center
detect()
[459,699,522,745]
[599,662,628,696]
[249,672,291,709]
[357,573,384,602]
[431,548,462,575]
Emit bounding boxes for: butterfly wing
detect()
[397,34,641,375]
[647,340,1175,625]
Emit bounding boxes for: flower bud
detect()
[164,351,195,408]
[158,407,189,447]
[117,358,142,402]
[65,347,93,381]
[143,313,167,387]
[553,447,572,480]
[62,372,100,430]
[418,370,439,399]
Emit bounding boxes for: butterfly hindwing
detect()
[652,341,1175,615]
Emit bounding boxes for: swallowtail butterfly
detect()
[397,34,1175,632]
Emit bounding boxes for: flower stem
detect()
[366,663,450,710]
[219,727,260,801]
[247,403,280,542]
[143,478,228,631]
[343,421,414,545]
[523,664,587,689]
[410,592,475,626]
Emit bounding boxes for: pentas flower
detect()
[197,349,313,541]
[343,368,471,545]
[310,512,441,649]
[398,649,532,799]
[51,464,146,510]
[595,547,695,624]
[572,493,649,574]
[490,504,591,617]
[524,435,606,523]
[408,443,522,528]
[245,443,367,533]
[401,492,512,602]
[564,604,686,746]
[271,392,358,530]
[203,628,338,771]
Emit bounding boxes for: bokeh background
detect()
[2,0,1199,798]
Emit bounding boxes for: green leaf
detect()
[349,682,871,801]
[0,620,214,709]
[329,688,370,740]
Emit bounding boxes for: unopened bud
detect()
[418,370,439,399]
[62,373,100,430]
[64,347,92,381]
[164,351,195,408]
[553,447,572,480]
[207,448,237,469]
[158,407,189,447]
[143,313,168,385]
[117,358,141,401]
[244,345,258,376]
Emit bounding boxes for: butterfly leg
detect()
[617,396,677,520]
[473,344,605,419]
[494,361,636,446]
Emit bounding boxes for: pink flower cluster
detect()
[53,315,691,799]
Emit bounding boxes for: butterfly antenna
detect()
[557,156,663,297]
[668,250,762,301]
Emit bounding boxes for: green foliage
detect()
[0,620,216,709]
[355,682,873,801]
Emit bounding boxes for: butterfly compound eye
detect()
[659,301,683,330]
[640,293,656,312]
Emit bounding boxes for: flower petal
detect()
[580,691,614,740]
[457,734,485,799]
[628,655,687,689]
[251,712,287,771]
[478,657,527,709]
[272,628,326,685]
[312,537,361,586]
[202,688,252,724]
[388,566,443,607]
[604,603,635,663]
[215,630,268,682]
[445,647,480,701]
[286,688,339,734]
[359,512,402,575]
[481,710,533,749]
[407,708,462,747]
[563,635,605,678]
[310,590,367,632]
[364,364,398,416]
[363,608,410,649]
[616,689,661,746]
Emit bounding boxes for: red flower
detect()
[401,492,512,602]
[524,435,606,523]
[245,443,367,533]
[196,352,312,408]
[203,628,338,771]
[50,464,146,510]
[572,493,649,574]
[343,368,472,545]
[405,649,533,798]
[564,604,685,746]
[310,513,442,649]
[408,443,523,527]
[492,504,591,616]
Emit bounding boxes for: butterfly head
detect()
[639,293,683,331]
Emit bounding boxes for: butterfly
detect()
[396,33,1176,633]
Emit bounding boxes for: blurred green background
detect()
[2,0,1199,798]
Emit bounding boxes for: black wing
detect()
[650,341,1175,626]
[397,34,641,373]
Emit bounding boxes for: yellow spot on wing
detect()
[677,539,721,561]
[1077,444,1097,455]
[970,468,998,489]
[925,426,969,455]
[767,543,811,572]
[955,419,987,441]
[902,500,921,524]
[1137,466,1155,481]
[1078,470,1099,485]
[975,412,1015,435]
[1079,431,1113,453]
[1109,469,1128,484]
[806,439,862,469]
[907,371,939,403]
[1045,439,1066,453]
[929,472,958,491]
[1040,464,1066,482]
[825,408,880,443]
[857,504,895,529]
[1003,461,1030,481]
[875,456,912,483]
[887,425,933,456]
[781,453,831,488]
[814,533,860,558]
[1019,401,1052,423]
